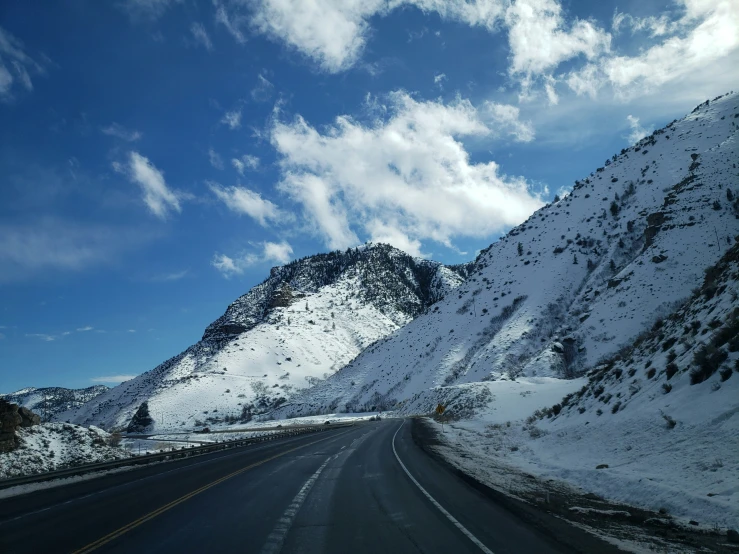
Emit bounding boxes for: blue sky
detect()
[1,0,737,392]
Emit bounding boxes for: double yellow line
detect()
[73,430,349,553]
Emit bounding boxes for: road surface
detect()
[0,419,620,553]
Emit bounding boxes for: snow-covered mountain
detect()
[276,91,739,417]
[0,386,109,421]
[60,244,469,430]
[429,237,739,533]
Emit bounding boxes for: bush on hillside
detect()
[690,345,729,384]
[665,362,678,380]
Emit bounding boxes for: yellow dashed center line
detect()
[73,430,350,554]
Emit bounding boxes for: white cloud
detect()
[128,329,137,333]
[101,122,142,142]
[212,252,241,276]
[231,154,260,174]
[565,0,739,99]
[91,375,137,383]
[270,91,542,252]
[433,73,446,87]
[505,0,610,79]
[221,108,242,129]
[247,0,506,73]
[117,152,182,219]
[249,0,382,72]
[212,241,293,277]
[263,241,293,264]
[191,22,214,51]
[209,182,284,226]
[481,101,535,142]
[251,74,274,101]
[624,114,653,144]
[77,326,94,332]
[208,148,225,169]
[236,0,737,109]
[603,1,738,94]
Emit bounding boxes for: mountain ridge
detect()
[59,243,469,430]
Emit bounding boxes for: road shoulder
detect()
[412,418,734,553]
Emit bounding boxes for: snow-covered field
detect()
[0,423,131,479]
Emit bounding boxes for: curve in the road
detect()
[392,421,494,554]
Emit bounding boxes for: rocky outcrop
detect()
[126,402,154,433]
[0,400,41,453]
[644,211,668,250]
[19,407,41,427]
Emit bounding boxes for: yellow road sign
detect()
[435,404,445,415]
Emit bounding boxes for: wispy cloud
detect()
[209,182,286,226]
[76,326,94,332]
[0,25,45,100]
[0,218,154,283]
[212,241,293,277]
[91,374,137,384]
[221,108,242,129]
[214,0,248,44]
[190,22,214,51]
[127,329,137,333]
[251,74,274,102]
[26,333,57,342]
[114,152,182,219]
[151,269,189,281]
[231,155,260,174]
[101,123,142,142]
[208,148,224,170]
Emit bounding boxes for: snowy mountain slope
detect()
[275,91,739,417]
[436,241,739,530]
[0,386,108,421]
[59,244,468,431]
[0,423,130,479]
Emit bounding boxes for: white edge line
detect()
[392,421,495,554]
[260,456,331,554]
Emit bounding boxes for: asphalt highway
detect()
[0,419,622,553]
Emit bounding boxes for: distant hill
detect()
[0,385,109,421]
[60,243,469,430]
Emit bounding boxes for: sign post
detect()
[435,403,446,432]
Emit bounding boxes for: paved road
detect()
[0,419,621,553]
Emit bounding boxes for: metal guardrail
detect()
[0,424,351,491]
